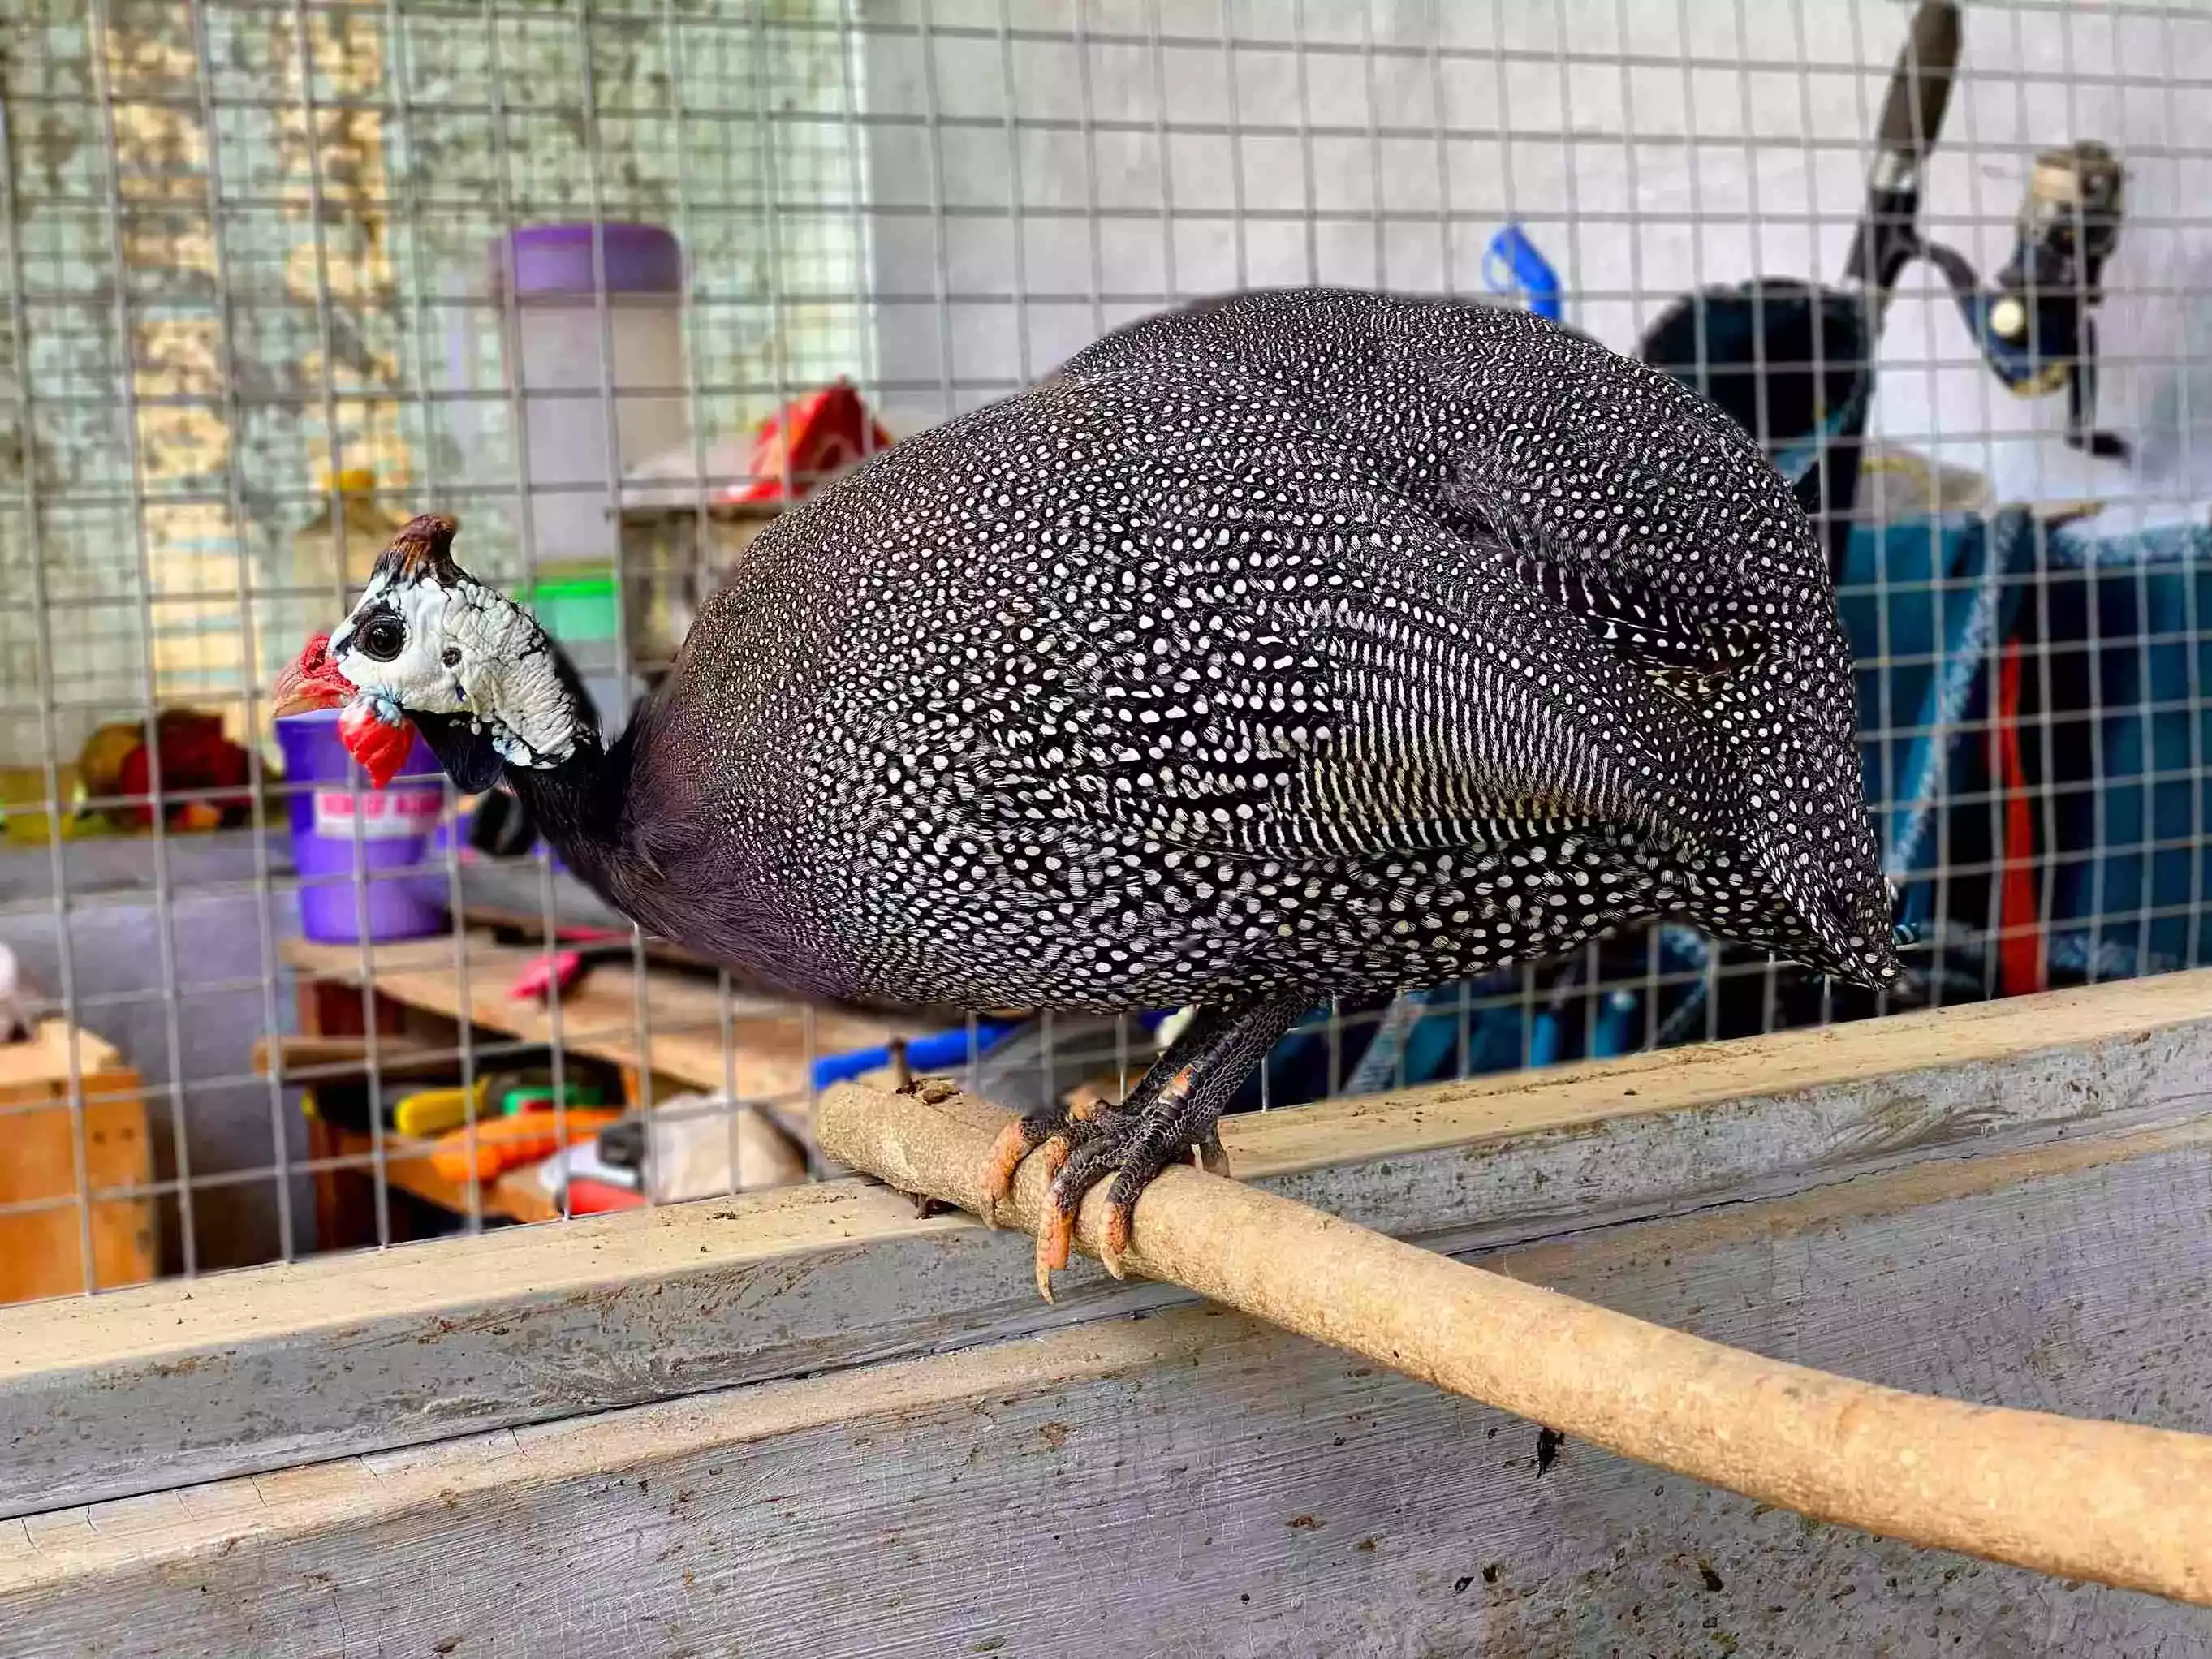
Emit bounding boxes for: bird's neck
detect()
[504,732,627,866]
[478,603,625,862]
[468,598,592,773]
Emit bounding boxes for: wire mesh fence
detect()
[0,0,2205,1295]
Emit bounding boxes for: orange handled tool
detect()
[429,1109,625,1186]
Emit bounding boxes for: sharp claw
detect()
[1020,1068,1204,1299]
[1100,1201,1135,1279]
[1035,1204,1072,1302]
[981,1119,1037,1230]
[1030,1135,1076,1302]
[1195,1132,1231,1179]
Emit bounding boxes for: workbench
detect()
[5,974,2212,1653]
[280,933,929,1246]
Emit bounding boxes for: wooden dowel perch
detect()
[817,1080,2212,1609]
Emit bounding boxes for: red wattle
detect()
[338,700,414,790]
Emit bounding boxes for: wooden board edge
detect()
[1231,966,2212,1172]
[0,976,2206,1519]
[2,1118,2206,1623]
[10,972,2207,1374]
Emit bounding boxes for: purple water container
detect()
[276,711,451,944]
[501,222,683,297]
[487,223,688,572]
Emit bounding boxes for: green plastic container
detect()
[515,569,619,642]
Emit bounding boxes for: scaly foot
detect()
[981,1094,1096,1230]
[1045,1065,1201,1283]
[1007,993,1310,1299]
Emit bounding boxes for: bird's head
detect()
[271,513,589,792]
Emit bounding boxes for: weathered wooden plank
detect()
[813,1084,2212,1608]
[2,972,2210,1519]
[4,1123,2209,1657]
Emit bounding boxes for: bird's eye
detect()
[357,616,405,661]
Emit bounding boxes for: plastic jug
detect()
[455,224,692,571]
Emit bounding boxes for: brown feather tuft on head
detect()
[372,512,462,585]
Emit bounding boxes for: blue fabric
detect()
[809,1019,1024,1090]
[1835,508,2034,928]
[2034,520,2212,977]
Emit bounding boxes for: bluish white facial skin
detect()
[327,568,580,769]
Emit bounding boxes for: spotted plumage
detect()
[287,287,1901,1289]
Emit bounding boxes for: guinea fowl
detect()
[273,287,1903,1293]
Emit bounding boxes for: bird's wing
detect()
[1064,286,1837,600]
[946,376,1753,866]
[1027,292,1875,953]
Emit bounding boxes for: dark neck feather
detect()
[505,735,625,867]
[494,622,627,864]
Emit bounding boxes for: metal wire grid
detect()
[0,0,2205,1295]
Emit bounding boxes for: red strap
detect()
[507,949,582,1002]
[1993,643,2046,995]
[565,1178,646,1214]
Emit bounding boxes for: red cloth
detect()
[731,380,895,505]
[115,712,253,828]
[566,1178,646,1214]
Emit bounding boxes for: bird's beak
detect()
[270,633,354,719]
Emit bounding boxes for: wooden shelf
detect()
[281,934,931,1121]
[452,860,722,974]
[307,1119,559,1226]
[283,933,895,1250]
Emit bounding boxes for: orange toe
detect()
[1034,1206,1073,1301]
[1028,1137,1076,1300]
[1039,1134,1071,1178]
[981,1120,1036,1228]
[1100,1201,1135,1279]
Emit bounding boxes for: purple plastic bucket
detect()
[276,711,451,944]
[496,223,683,297]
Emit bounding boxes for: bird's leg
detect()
[1032,993,1310,1296]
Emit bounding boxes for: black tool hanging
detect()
[1919,141,2128,462]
